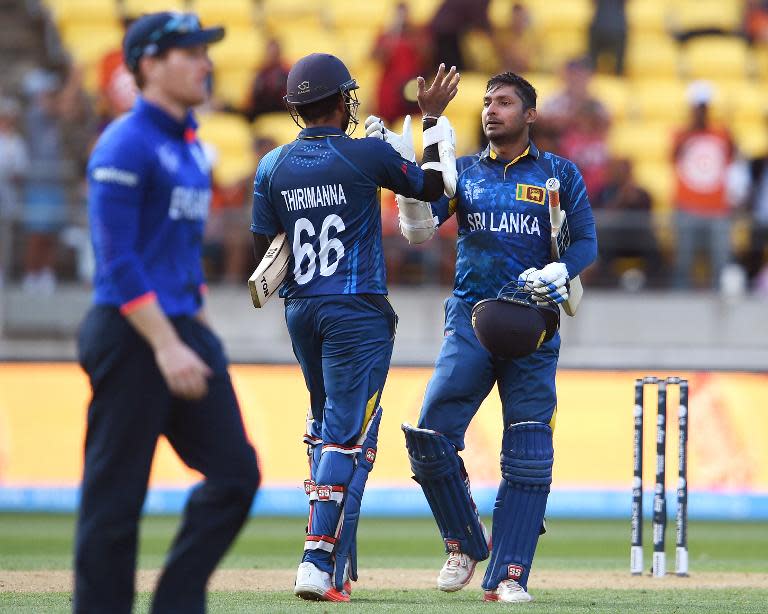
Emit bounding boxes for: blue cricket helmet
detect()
[471,287,560,359]
[284,53,358,106]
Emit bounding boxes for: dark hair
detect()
[131,48,170,90]
[486,72,537,110]
[295,93,343,123]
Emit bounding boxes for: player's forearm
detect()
[417,116,444,201]
[560,237,598,278]
[123,298,182,352]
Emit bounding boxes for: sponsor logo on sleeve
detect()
[91,167,139,186]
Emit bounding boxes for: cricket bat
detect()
[545,178,583,316]
[248,233,290,308]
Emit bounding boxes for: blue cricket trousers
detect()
[73,306,260,614]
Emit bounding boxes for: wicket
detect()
[631,376,689,577]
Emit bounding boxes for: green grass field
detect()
[1,513,767,612]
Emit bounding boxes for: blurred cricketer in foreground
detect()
[75,12,259,614]
[369,71,597,603]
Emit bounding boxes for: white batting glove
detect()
[518,262,570,305]
[364,114,416,163]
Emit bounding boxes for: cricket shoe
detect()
[483,579,533,603]
[437,551,479,592]
[294,562,350,602]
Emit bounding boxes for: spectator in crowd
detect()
[0,97,28,218]
[96,17,138,128]
[21,67,83,294]
[671,81,736,289]
[240,38,290,123]
[558,99,611,201]
[537,57,609,151]
[744,148,768,289]
[588,0,627,75]
[430,0,492,71]
[204,136,277,284]
[498,3,539,73]
[592,157,662,288]
[744,0,768,44]
[371,2,428,124]
[0,97,29,285]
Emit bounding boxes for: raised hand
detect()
[417,63,460,118]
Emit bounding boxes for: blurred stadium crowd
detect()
[1,0,768,295]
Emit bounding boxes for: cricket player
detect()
[74,13,260,613]
[386,72,597,602]
[250,53,459,601]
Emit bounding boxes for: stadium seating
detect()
[681,36,753,83]
[197,112,255,185]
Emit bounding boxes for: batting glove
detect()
[364,114,416,163]
[518,262,570,305]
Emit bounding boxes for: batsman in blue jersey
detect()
[250,54,460,601]
[385,72,598,603]
[74,13,260,614]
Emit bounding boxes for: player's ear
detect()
[525,107,537,126]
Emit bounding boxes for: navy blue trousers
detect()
[73,306,260,614]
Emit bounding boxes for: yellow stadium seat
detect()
[252,111,302,144]
[629,79,689,124]
[407,0,443,26]
[326,0,388,30]
[450,72,489,115]
[197,112,255,185]
[59,24,123,66]
[632,160,675,214]
[608,121,674,163]
[48,0,119,25]
[213,67,254,107]
[260,0,322,30]
[626,0,670,36]
[209,26,265,71]
[189,0,255,28]
[732,120,768,158]
[279,27,341,64]
[727,81,768,124]
[537,29,588,73]
[522,0,592,31]
[626,35,680,79]
[122,0,186,17]
[670,0,743,33]
[335,27,378,74]
[681,36,751,82]
[591,75,630,121]
[522,72,558,105]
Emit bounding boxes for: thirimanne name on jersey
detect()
[466,211,541,235]
[281,184,347,211]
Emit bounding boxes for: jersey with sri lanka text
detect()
[87,97,211,316]
[251,126,428,298]
[431,142,597,305]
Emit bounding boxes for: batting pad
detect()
[482,422,553,591]
[402,423,490,561]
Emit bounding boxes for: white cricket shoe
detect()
[437,551,478,592]
[483,579,533,603]
[294,561,350,602]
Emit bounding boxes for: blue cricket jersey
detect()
[432,142,597,305]
[251,126,428,298]
[87,97,211,316]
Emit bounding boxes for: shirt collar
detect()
[481,140,540,164]
[134,96,197,139]
[298,126,346,139]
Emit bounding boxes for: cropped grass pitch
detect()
[1,514,767,613]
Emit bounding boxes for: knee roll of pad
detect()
[501,422,554,490]
[402,423,490,561]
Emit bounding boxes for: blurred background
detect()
[0,0,766,521]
